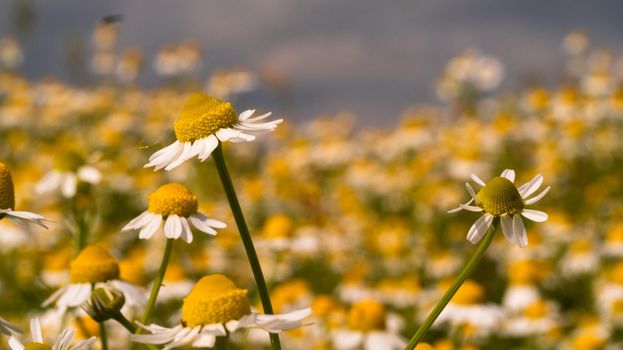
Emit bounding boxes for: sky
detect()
[1,0,623,124]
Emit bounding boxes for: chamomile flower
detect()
[145,93,283,171]
[332,300,406,350]
[0,162,51,229]
[43,245,145,310]
[449,169,550,247]
[8,317,95,350]
[35,151,101,198]
[131,274,312,349]
[121,183,226,243]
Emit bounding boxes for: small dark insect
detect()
[100,14,123,24]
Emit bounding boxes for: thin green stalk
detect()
[137,238,174,332]
[212,143,281,350]
[404,218,500,350]
[215,333,230,350]
[99,321,109,350]
[112,312,160,350]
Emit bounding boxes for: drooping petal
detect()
[521,209,548,222]
[179,217,194,243]
[30,318,43,343]
[466,214,493,244]
[165,142,194,171]
[122,211,151,231]
[189,213,222,235]
[77,166,102,184]
[164,215,183,239]
[513,215,528,248]
[8,337,24,350]
[61,174,77,198]
[500,215,517,245]
[466,183,477,200]
[139,214,162,239]
[198,135,219,161]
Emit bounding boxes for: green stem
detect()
[212,143,281,350]
[137,238,174,332]
[404,217,499,350]
[99,321,109,350]
[113,312,160,350]
[215,333,230,350]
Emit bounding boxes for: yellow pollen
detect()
[24,343,52,350]
[148,183,198,217]
[347,300,386,332]
[0,162,15,210]
[174,93,238,143]
[182,274,251,326]
[70,245,120,283]
[476,177,524,216]
[452,280,484,305]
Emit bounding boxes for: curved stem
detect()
[137,238,174,332]
[212,143,281,350]
[404,217,499,350]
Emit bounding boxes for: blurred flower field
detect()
[2,25,623,349]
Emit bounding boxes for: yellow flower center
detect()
[70,245,120,283]
[476,177,524,216]
[173,93,238,143]
[147,183,198,218]
[572,333,606,350]
[24,343,52,350]
[452,280,484,305]
[523,300,548,319]
[347,300,386,332]
[181,274,251,327]
[0,162,15,210]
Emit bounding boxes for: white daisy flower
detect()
[121,183,226,243]
[0,316,21,335]
[36,164,101,198]
[0,162,51,229]
[43,245,145,310]
[332,300,406,350]
[145,93,283,171]
[449,169,550,248]
[131,274,312,349]
[8,317,95,350]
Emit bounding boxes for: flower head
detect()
[449,169,550,248]
[8,318,95,350]
[145,93,283,171]
[43,245,145,310]
[132,274,311,349]
[0,162,50,229]
[122,183,226,243]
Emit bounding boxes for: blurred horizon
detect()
[1,0,623,124]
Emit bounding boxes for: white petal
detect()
[518,174,543,198]
[71,337,96,350]
[77,166,101,184]
[500,215,517,245]
[179,218,194,243]
[238,109,255,120]
[448,206,463,213]
[8,337,24,350]
[501,169,516,183]
[164,215,183,239]
[191,334,216,348]
[148,141,180,161]
[466,183,477,200]
[139,214,162,239]
[467,214,493,244]
[521,209,548,222]
[30,318,43,343]
[35,171,63,194]
[198,136,219,161]
[471,173,486,186]
[334,330,363,349]
[122,211,151,231]
[145,141,184,170]
[523,186,550,205]
[61,175,77,198]
[189,213,220,236]
[459,204,483,212]
[513,215,528,248]
[164,142,194,171]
